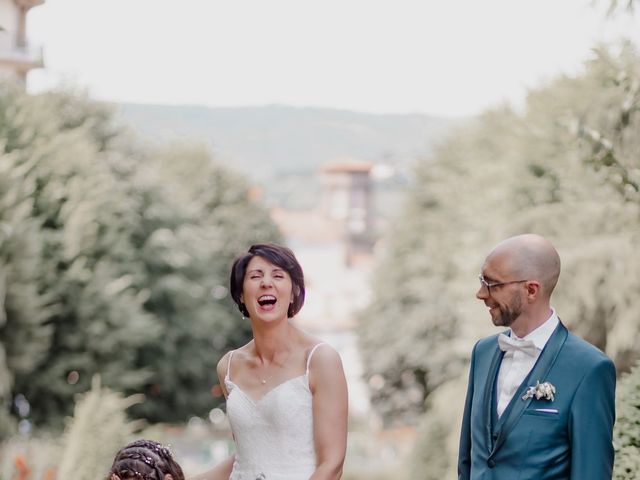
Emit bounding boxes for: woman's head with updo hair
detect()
[108,439,184,480]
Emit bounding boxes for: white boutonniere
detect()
[522,381,556,401]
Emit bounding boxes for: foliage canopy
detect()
[0,85,280,435]
[358,41,640,476]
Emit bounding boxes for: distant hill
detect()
[114,103,466,210]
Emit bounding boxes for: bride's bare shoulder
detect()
[216,342,253,376]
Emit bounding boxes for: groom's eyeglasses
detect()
[478,274,527,294]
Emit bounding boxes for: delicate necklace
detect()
[256,349,284,385]
[258,364,268,384]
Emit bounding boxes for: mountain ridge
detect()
[114,103,467,210]
[115,103,465,176]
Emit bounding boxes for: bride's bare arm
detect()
[187,456,234,480]
[188,353,235,480]
[308,346,348,480]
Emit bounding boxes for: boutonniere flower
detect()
[522,380,556,401]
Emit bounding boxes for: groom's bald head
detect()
[487,234,561,300]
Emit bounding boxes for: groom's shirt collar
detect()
[510,308,559,351]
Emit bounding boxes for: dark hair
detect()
[230,243,305,318]
[108,439,184,480]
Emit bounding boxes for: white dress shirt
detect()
[496,309,559,417]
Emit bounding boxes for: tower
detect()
[319,157,374,261]
[0,0,44,84]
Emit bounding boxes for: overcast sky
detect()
[27,0,639,117]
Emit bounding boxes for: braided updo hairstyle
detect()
[108,439,185,480]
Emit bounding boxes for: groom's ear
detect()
[163,475,174,480]
[525,280,541,300]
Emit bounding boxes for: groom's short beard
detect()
[493,295,522,328]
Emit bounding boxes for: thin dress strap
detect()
[305,343,326,375]
[225,350,235,382]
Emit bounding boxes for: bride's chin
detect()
[252,310,288,323]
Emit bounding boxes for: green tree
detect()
[358,107,524,425]
[507,44,640,370]
[572,43,639,203]
[127,142,280,422]
[607,0,638,15]
[0,86,160,429]
[0,85,280,431]
[358,39,640,475]
[0,127,51,436]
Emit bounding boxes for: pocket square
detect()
[534,408,558,413]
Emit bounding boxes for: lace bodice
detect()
[224,344,325,480]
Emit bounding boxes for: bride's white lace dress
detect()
[224,344,325,480]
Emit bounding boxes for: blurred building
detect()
[319,157,374,260]
[270,157,377,417]
[0,0,44,84]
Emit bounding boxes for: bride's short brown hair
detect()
[230,243,305,318]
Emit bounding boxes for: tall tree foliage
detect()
[127,143,281,422]
[359,43,640,477]
[570,43,639,203]
[512,44,640,368]
[570,37,640,480]
[0,118,51,434]
[0,85,280,433]
[358,106,526,425]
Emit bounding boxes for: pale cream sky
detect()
[28,0,639,116]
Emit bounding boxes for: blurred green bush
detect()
[614,360,640,479]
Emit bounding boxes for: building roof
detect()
[319,157,373,173]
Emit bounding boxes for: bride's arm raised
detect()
[187,352,235,480]
[309,345,348,480]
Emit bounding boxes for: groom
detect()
[458,234,616,479]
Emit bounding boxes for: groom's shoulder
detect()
[563,328,612,366]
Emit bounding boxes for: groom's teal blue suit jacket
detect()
[458,322,616,479]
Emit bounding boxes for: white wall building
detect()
[0,0,44,84]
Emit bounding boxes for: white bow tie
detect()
[498,333,538,357]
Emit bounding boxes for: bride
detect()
[191,243,348,480]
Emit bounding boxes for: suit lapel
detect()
[490,322,568,456]
[482,342,504,451]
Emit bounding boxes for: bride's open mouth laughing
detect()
[257,295,277,311]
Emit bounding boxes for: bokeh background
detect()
[1,0,639,479]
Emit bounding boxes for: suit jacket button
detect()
[487,459,496,468]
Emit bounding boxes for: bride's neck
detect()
[252,324,296,361]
